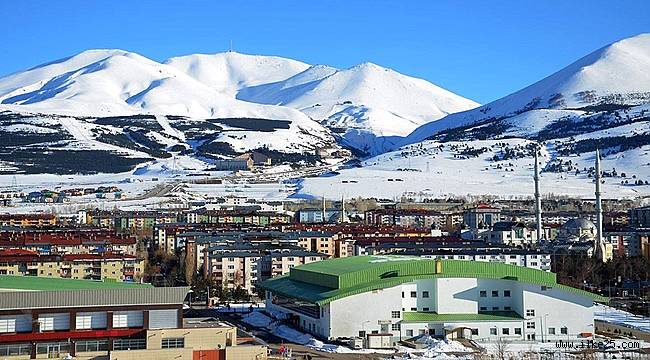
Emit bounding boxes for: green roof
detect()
[402,311,523,323]
[260,256,608,305]
[0,275,153,292]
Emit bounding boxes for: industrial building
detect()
[0,276,266,359]
[261,256,607,346]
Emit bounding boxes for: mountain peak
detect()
[403,33,650,145]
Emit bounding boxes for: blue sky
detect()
[2,0,648,103]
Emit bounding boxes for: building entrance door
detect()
[47,344,61,358]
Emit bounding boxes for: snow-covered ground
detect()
[299,139,650,199]
[595,304,650,333]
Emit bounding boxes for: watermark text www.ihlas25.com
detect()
[555,339,641,350]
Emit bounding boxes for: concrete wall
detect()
[146,327,236,350]
[226,345,267,360]
[518,283,594,341]
[111,348,193,360]
[435,278,478,314]
[400,319,525,340]
[401,279,437,312]
[328,286,403,339]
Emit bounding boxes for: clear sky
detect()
[2,0,648,104]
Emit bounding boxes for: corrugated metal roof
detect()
[260,256,608,304]
[0,287,189,310]
[402,311,523,322]
[0,275,152,291]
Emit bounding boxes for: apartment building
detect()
[0,250,144,282]
[480,221,539,247]
[296,231,350,258]
[203,244,326,294]
[0,228,137,256]
[0,214,56,228]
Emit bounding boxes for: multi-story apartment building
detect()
[463,205,501,230]
[364,209,453,230]
[0,214,56,227]
[296,208,342,223]
[0,228,137,256]
[296,231,349,258]
[203,243,326,294]
[603,226,650,258]
[629,205,650,228]
[0,250,144,282]
[357,240,552,272]
[480,221,539,247]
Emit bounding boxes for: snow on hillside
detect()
[405,33,650,145]
[299,138,650,199]
[0,50,317,124]
[0,50,341,171]
[165,51,309,96]
[239,62,479,154]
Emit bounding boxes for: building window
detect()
[391,311,400,319]
[161,338,185,349]
[560,327,568,335]
[514,328,522,335]
[490,328,497,335]
[504,290,511,297]
[410,307,417,311]
[526,309,535,317]
[480,307,487,311]
[422,291,429,298]
[76,340,108,353]
[492,290,499,297]
[504,306,512,311]
[471,328,478,335]
[548,327,556,335]
[401,292,404,298]
[422,307,429,311]
[526,322,535,329]
[410,291,417,298]
[406,330,413,337]
[502,328,510,335]
[359,330,366,337]
[480,290,487,297]
[0,344,31,356]
[391,324,400,331]
[36,342,70,355]
[492,307,499,311]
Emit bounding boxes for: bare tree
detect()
[494,337,510,360]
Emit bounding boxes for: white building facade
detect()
[262,256,605,346]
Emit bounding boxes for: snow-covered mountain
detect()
[0,50,338,174]
[304,33,650,199]
[238,62,479,154]
[404,33,650,145]
[165,52,310,96]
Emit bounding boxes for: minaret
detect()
[534,149,543,242]
[594,149,606,262]
[322,195,327,223]
[340,194,347,223]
